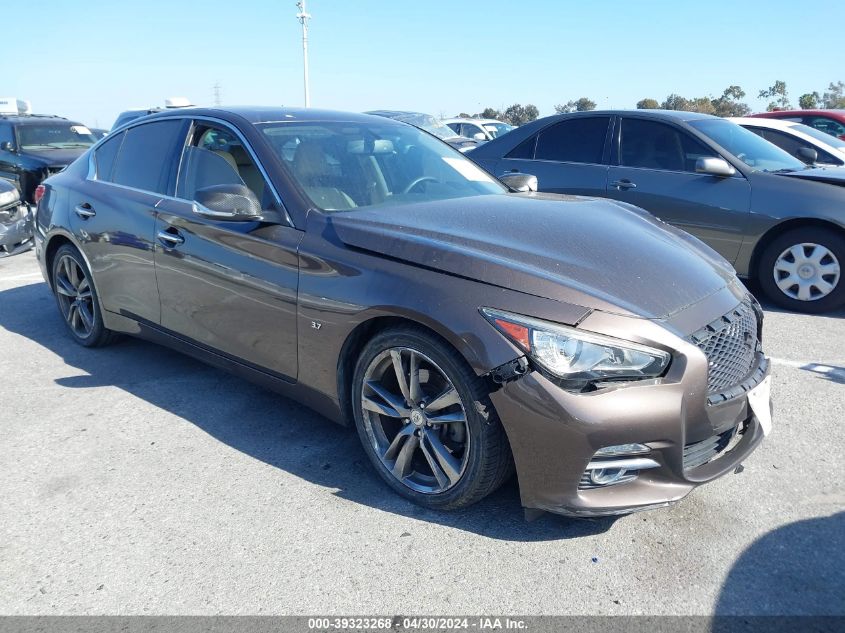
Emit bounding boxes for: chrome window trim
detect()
[86,115,293,228]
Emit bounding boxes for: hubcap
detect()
[55,255,95,338]
[773,243,840,302]
[360,347,469,494]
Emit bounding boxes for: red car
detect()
[751,109,845,141]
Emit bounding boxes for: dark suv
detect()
[0,114,98,203]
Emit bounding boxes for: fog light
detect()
[580,454,661,490]
[590,468,633,485]
[594,443,651,457]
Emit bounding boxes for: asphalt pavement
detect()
[0,250,842,616]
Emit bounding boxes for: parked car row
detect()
[732,116,845,167]
[365,110,483,152]
[751,109,845,141]
[34,106,773,519]
[443,117,515,141]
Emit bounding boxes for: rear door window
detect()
[111,120,185,194]
[534,117,610,164]
[620,118,716,172]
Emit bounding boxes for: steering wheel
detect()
[402,176,438,194]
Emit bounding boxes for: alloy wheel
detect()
[360,347,470,494]
[773,242,841,302]
[55,254,95,338]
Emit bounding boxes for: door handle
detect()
[157,228,184,247]
[74,203,96,219]
[610,179,637,190]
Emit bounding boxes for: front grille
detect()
[689,301,759,397]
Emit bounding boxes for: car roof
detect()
[751,109,845,119]
[0,114,73,124]
[442,118,506,124]
[138,106,397,125]
[365,110,429,118]
[729,117,799,130]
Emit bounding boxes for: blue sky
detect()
[5,0,844,129]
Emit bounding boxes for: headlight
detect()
[481,308,670,388]
[0,188,20,208]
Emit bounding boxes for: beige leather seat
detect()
[228,145,266,199]
[292,141,356,211]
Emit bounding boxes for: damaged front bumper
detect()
[488,292,771,518]
[0,203,34,257]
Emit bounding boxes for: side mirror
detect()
[796,147,818,164]
[499,172,538,192]
[695,157,736,177]
[193,183,262,221]
[0,141,14,152]
[472,132,487,141]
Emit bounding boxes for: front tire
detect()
[51,244,117,347]
[758,227,844,313]
[351,326,512,510]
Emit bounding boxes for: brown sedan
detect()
[34,107,772,517]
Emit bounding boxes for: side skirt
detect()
[105,310,346,426]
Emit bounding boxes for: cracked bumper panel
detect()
[489,303,770,517]
[0,205,34,257]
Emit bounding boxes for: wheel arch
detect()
[44,233,78,291]
[750,218,845,279]
[335,314,500,428]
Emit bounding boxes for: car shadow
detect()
[0,281,618,542]
[713,511,845,619]
[796,362,845,385]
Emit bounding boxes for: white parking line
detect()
[770,357,845,380]
[0,273,44,282]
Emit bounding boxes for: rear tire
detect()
[51,244,118,347]
[757,227,844,313]
[351,326,513,510]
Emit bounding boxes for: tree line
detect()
[459,80,845,125]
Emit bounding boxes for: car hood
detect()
[777,166,845,186]
[329,193,737,319]
[18,147,90,167]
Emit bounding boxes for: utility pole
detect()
[213,82,222,106]
[296,1,312,107]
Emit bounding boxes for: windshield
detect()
[791,123,845,150]
[483,122,514,138]
[392,114,457,140]
[689,119,806,172]
[257,120,505,212]
[17,123,97,150]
